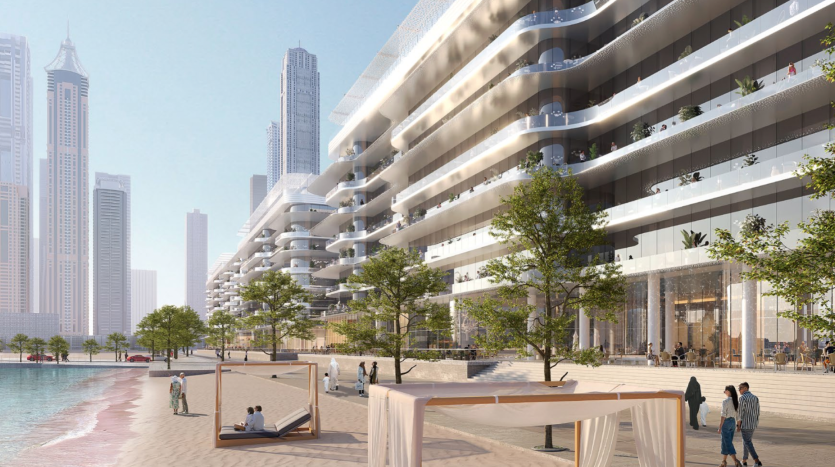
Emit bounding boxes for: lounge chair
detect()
[219,408,311,440]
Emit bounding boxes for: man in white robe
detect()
[328,358,340,391]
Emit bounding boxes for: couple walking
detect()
[687,377,762,467]
[168,373,189,415]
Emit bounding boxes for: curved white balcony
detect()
[254,250,274,259]
[253,265,275,273]
[391,0,832,210]
[325,283,371,298]
[425,225,507,270]
[280,266,319,275]
[221,270,234,276]
[326,230,368,252]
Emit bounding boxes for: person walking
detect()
[369,361,379,385]
[718,385,742,467]
[699,396,709,427]
[169,376,182,415]
[328,357,340,391]
[685,376,702,430]
[179,372,189,414]
[737,382,762,467]
[244,349,248,362]
[357,362,368,397]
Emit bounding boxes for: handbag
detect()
[355,380,363,390]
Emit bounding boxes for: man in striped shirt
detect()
[736,382,762,467]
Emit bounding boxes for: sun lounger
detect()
[218,408,311,440]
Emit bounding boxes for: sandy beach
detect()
[117,370,555,467]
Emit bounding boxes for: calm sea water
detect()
[0,366,113,465]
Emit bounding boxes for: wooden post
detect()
[574,420,581,466]
[677,395,685,467]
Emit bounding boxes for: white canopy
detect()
[368,380,685,467]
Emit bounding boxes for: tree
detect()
[458,167,627,449]
[328,247,452,384]
[177,306,207,357]
[105,333,129,362]
[9,334,28,362]
[26,337,47,361]
[47,336,70,365]
[206,310,240,362]
[82,339,101,362]
[0,338,4,352]
[709,23,835,341]
[155,305,193,370]
[240,270,315,362]
[136,311,163,361]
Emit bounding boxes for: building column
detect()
[665,289,675,353]
[527,288,537,360]
[450,300,459,345]
[647,274,660,353]
[578,289,590,350]
[741,266,757,369]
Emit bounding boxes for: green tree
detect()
[0,338,5,352]
[105,332,129,362]
[709,23,835,341]
[9,334,29,362]
[136,311,163,361]
[47,335,70,365]
[240,270,315,361]
[206,310,240,362]
[26,337,47,361]
[177,306,207,358]
[459,167,627,449]
[82,339,101,362]
[154,305,193,370]
[328,247,451,384]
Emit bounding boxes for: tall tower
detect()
[42,33,89,335]
[93,173,130,335]
[249,174,267,214]
[266,121,280,189]
[279,48,319,179]
[185,209,208,320]
[130,269,157,334]
[0,34,32,314]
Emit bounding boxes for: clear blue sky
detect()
[1,1,417,307]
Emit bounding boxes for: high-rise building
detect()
[267,121,280,188]
[93,173,130,335]
[249,174,267,214]
[130,269,157,335]
[41,33,89,335]
[277,48,319,182]
[185,208,208,320]
[30,237,38,313]
[0,33,33,314]
[307,0,835,368]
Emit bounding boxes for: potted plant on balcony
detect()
[678,45,693,60]
[514,58,530,71]
[346,224,355,233]
[678,171,704,186]
[416,208,427,218]
[589,143,599,160]
[681,230,708,249]
[734,14,751,28]
[448,192,456,203]
[742,153,758,167]
[735,76,764,96]
[347,248,355,258]
[630,121,654,142]
[678,105,703,122]
[631,13,647,28]
[345,172,356,182]
[344,147,355,157]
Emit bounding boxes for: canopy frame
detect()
[213,361,320,448]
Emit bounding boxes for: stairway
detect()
[471,360,835,419]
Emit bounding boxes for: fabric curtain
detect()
[580,412,619,467]
[387,390,429,467]
[368,385,389,467]
[631,398,681,467]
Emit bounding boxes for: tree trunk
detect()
[395,319,403,384]
[167,347,171,370]
[271,325,278,362]
[89,353,92,362]
[543,292,554,449]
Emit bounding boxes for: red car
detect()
[126,355,152,363]
[27,354,54,362]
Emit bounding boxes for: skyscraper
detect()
[0,33,33,314]
[185,209,208,320]
[266,121,280,188]
[41,33,89,335]
[93,173,130,335]
[130,269,156,335]
[277,48,319,182]
[30,237,38,313]
[249,174,267,214]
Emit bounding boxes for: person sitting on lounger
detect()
[234,407,255,431]
[252,405,265,431]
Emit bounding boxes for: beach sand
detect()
[118,371,556,466]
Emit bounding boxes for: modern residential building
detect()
[0,311,58,342]
[276,48,320,182]
[93,173,130,335]
[206,173,336,348]
[41,33,90,335]
[307,0,835,368]
[250,174,268,214]
[0,33,33,314]
[130,269,157,335]
[267,121,280,189]
[185,208,208,320]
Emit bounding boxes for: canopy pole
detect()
[574,420,581,466]
[677,395,685,466]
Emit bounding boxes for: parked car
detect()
[26,354,54,362]
[126,355,152,363]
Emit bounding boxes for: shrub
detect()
[678,105,703,122]
[630,122,654,142]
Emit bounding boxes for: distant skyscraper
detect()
[267,121,280,188]
[31,237,38,313]
[130,269,156,335]
[0,34,33,314]
[41,33,89,335]
[250,174,267,214]
[277,48,319,181]
[93,173,130,335]
[185,209,208,320]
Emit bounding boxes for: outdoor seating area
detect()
[602,348,835,373]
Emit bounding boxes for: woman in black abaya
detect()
[684,376,702,430]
